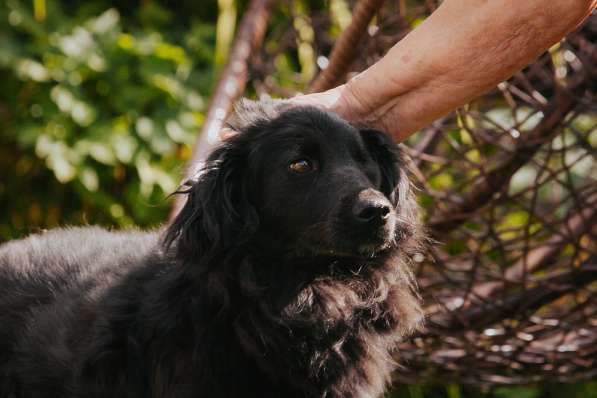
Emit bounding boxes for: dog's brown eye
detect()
[289,159,315,174]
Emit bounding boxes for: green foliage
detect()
[494,387,539,398]
[0,0,217,238]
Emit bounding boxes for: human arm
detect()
[292,0,596,142]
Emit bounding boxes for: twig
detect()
[411,118,446,169]
[430,257,597,331]
[465,190,597,302]
[427,83,582,235]
[169,0,273,220]
[308,0,385,93]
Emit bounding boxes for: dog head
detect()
[163,100,423,396]
[165,99,420,265]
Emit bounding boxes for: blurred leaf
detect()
[494,386,539,398]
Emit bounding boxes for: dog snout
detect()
[352,188,392,225]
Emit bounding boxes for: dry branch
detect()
[411,118,446,169]
[431,257,597,331]
[427,84,582,236]
[308,0,385,93]
[170,0,273,220]
[462,190,597,304]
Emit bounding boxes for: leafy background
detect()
[0,1,595,397]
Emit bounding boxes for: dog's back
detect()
[0,227,158,397]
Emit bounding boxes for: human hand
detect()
[288,0,595,143]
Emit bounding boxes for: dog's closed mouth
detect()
[302,241,395,261]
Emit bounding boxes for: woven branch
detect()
[308,0,385,93]
[460,190,597,304]
[431,257,597,331]
[427,84,581,236]
[429,189,597,326]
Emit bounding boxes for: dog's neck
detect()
[136,244,421,397]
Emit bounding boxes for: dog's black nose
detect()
[353,189,392,224]
[355,204,390,222]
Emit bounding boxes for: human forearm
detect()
[298,0,595,141]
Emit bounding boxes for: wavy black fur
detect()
[0,102,424,398]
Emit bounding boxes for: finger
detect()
[220,127,239,141]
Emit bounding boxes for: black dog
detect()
[0,101,424,398]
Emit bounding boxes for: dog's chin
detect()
[290,222,401,263]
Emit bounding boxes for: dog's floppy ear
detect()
[360,129,403,203]
[164,141,258,264]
